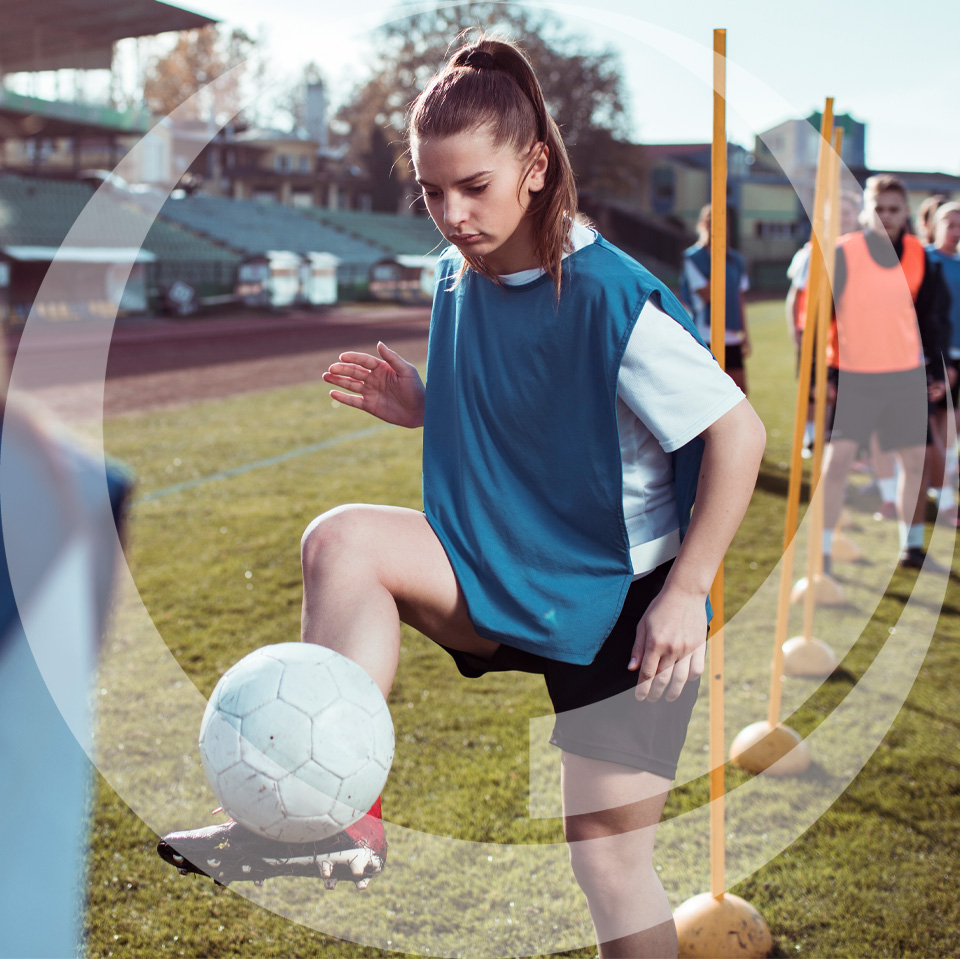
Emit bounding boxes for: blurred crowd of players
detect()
[680,175,960,571]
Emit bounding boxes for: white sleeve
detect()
[786,246,810,289]
[617,299,746,453]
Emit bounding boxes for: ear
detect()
[526,143,549,193]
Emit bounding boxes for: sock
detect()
[344,796,386,855]
[804,422,815,446]
[822,529,835,555]
[900,524,925,550]
[939,487,956,510]
[877,477,897,503]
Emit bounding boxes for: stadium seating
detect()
[0,174,449,303]
[303,208,444,258]
[0,173,241,296]
[158,196,386,290]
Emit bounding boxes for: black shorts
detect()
[829,367,929,452]
[725,343,744,371]
[440,561,701,779]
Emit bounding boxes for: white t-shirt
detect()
[499,222,745,576]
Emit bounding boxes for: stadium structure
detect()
[4,1,955,318]
[0,0,445,323]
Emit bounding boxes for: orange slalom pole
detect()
[708,25,727,902]
[766,99,834,727]
[798,106,837,641]
[674,36,773,958]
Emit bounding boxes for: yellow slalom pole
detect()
[806,126,846,576]
[729,103,837,777]
[674,32,773,957]
[796,108,844,609]
[769,99,835,695]
[784,108,845,677]
[707,27,727,903]
[824,128,844,302]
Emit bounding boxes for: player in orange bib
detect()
[821,174,950,571]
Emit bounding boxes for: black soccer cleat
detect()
[157,801,386,889]
[898,546,947,573]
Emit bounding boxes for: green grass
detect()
[84,300,960,958]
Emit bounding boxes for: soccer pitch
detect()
[85,301,960,958]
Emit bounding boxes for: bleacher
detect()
[0,174,450,308]
[0,173,241,298]
[158,195,391,294]
[304,208,445,258]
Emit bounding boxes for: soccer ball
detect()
[198,642,394,843]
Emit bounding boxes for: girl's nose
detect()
[444,198,465,228]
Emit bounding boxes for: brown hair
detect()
[864,173,908,202]
[917,194,948,244]
[407,34,578,297]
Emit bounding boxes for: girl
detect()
[159,36,766,959]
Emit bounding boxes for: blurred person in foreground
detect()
[820,174,950,573]
[0,340,132,958]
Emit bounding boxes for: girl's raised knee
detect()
[301,505,359,570]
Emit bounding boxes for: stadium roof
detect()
[0,89,153,137]
[0,0,217,73]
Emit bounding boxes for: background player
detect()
[680,203,751,393]
[821,174,950,571]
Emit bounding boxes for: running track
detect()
[4,304,431,421]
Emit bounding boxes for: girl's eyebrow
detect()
[416,171,492,188]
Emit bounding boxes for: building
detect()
[635,110,960,293]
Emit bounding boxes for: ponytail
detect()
[408,34,578,297]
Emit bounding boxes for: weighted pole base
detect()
[675,891,773,958]
[790,573,846,606]
[782,635,839,677]
[729,720,811,775]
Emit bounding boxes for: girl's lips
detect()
[451,233,482,243]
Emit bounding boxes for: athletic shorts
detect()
[829,367,929,452]
[440,560,701,779]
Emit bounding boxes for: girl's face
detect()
[934,210,960,255]
[412,126,548,275]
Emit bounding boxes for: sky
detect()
[150,0,959,175]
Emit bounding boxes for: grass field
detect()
[83,300,960,958]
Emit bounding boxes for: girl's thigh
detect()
[308,503,500,660]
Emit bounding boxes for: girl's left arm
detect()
[629,397,766,701]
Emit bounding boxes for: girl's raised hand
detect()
[322,342,426,429]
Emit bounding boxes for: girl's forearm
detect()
[664,399,766,598]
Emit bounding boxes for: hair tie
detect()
[464,49,496,70]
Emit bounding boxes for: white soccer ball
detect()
[198,642,394,843]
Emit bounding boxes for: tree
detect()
[333,2,638,201]
[143,25,256,122]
